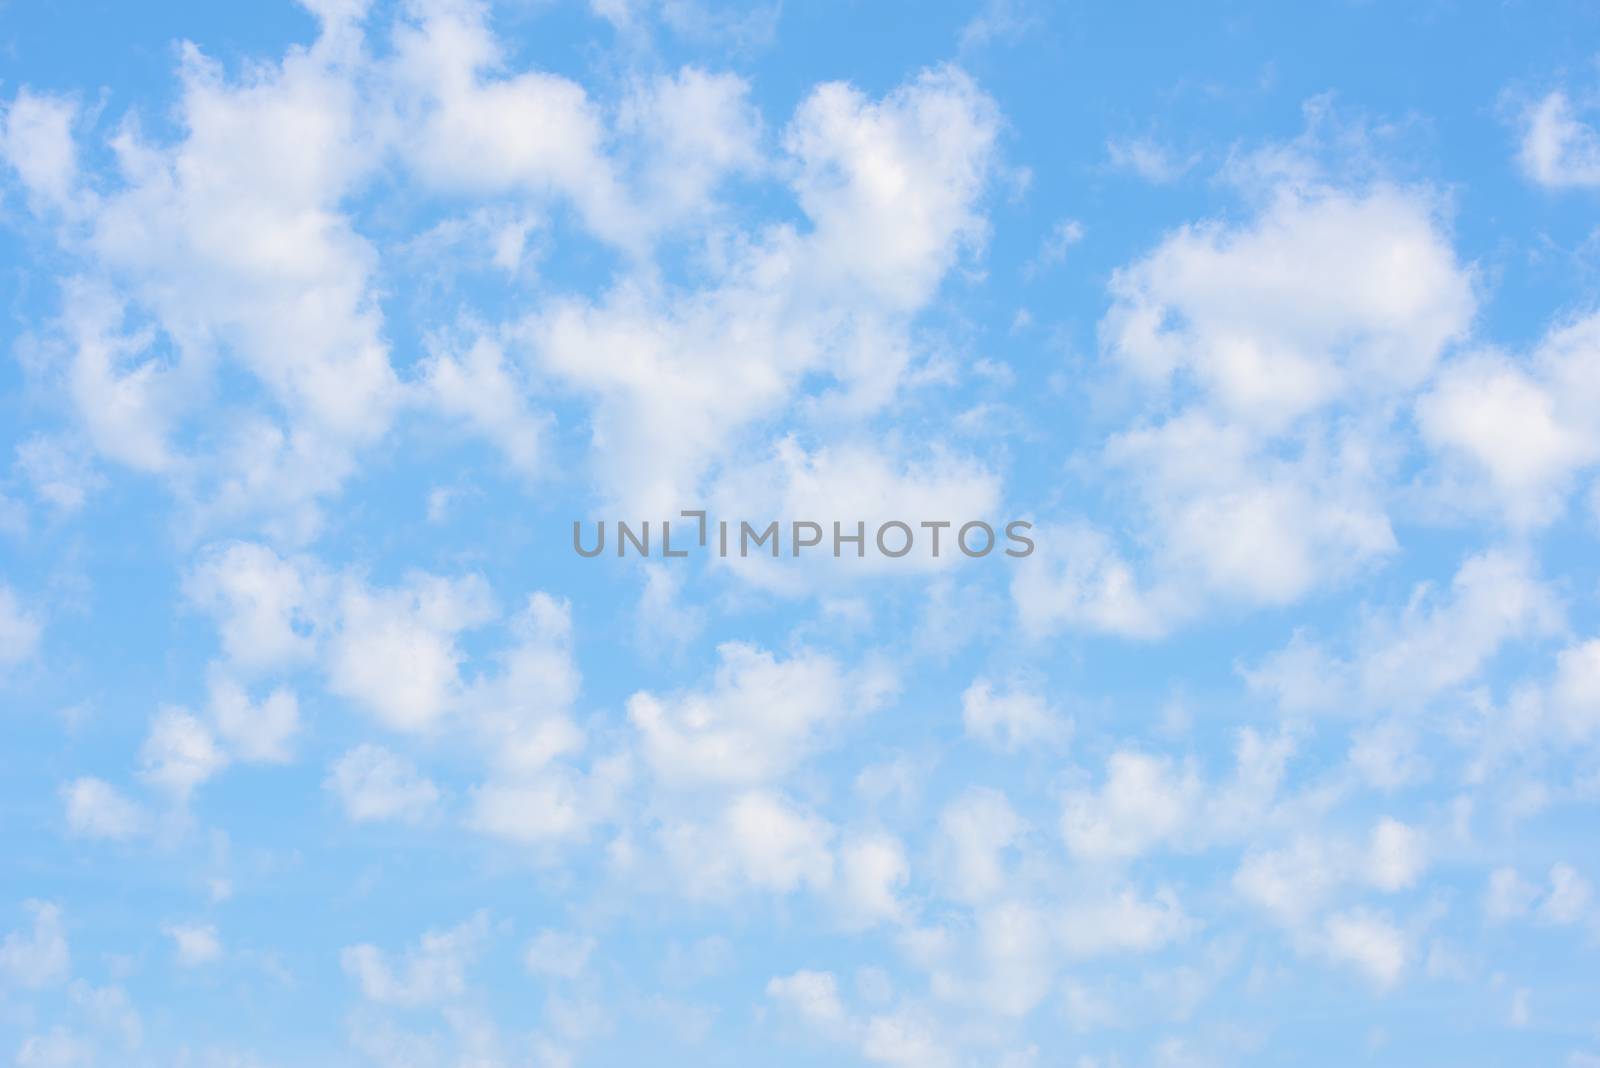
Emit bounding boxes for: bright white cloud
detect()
[1518,91,1600,189]
[629,642,887,788]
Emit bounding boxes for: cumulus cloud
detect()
[960,678,1068,751]
[0,585,42,669]
[663,791,835,898]
[325,744,441,824]
[326,572,494,732]
[0,902,70,988]
[1418,314,1600,526]
[629,641,890,788]
[61,779,146,840]
[342,912,489,1008]
[1023,170,1475,636]
[138,708,227,800]
[1061,751,1201,862]
[1518,91,1600,189]
[162,922,221,967]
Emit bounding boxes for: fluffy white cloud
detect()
[0,902,70,988]
[0,90,79,207]
[766,969,850,1037]
[960,678,1067,751]
[61,779,146,840]
[1366,818,1426,893]
[1418,314,1600,526]
[1319,908,1405,989]
[138,708,227,799]
[1247,549,1563,714]
[1489,863,1596,927]
[418,337,549,478]
[325,744,441,824]
[1026,175,1474,636]
[525,66,1000,513]
[629,642,888,788]
[162,922,221,967]
[0,585,42,669]
[1061,751,1200,862]
[933,787,1023,903]
[184,542,320,673]
[1518,91,1600,189]
[327,572,494,732]
[207,675,299,763]
[342,912,489,1008]
[664,791,835,898]
[835,832,910,927]
[464,593,584,773]
[1551,638,1600,738]
[1056,886,1191,959]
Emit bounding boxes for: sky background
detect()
[3,0,1600,1065]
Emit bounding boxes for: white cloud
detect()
[968,901,1056,1016]
[767,969,850,1037]
[162,922,221,967]
[524,930,596,981]
[1248,548,1563,714]
[1025,177,1475,636]
[708,437,1004,587]
[1365,818,1426,893]
[1013,522,1174,639]
[465,770,596,845]
[327,572,494,732]
[0,90,79,207]
[419,337,548,477]
[1485,866,1540,922]
[1418,314,1600,526]
[14,1028,93,1068]
[1551,638,1600,738]
[1540,863,1594,926]
[933,787,1023,903]
[325,744,441,824]
[629,642,886,788]
[1234,837,1344,926]
[184,542,320,673]
[138,708,227,799]
[1060,751,1200,862]
[463,592,585,774]
[1056,887,1191,959]
[0,585,42,668]
[61,778,146,840]
[341,912,489,1008]
[0,902,70,988]
[526,66,1000,514]
[1106,137,1195,184]
[665,791,835,898]
[960,678,1068,751]
[207,675,299,763]
[1357,549,1562,708]
[1026,218,1084,274]
[14,436,103,514]
[1518,91,1600,189]
[835,832,909,927]
[1319,909,1405,989]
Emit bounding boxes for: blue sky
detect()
[3,1,1600,1065]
